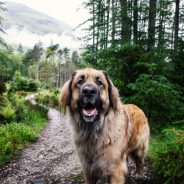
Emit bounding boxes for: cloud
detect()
[3,27,82,49]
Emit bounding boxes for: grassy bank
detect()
[0,93,47,166]
[35,89,60,109]
[148,125,184,184]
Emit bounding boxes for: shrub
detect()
[0,103,16,123]
[0,95,7,108]
[97,44,143,96]
[0,94,47,165]
[150,128,184,184]
[125,74,184,126]
[0,123,36,164]
[9,71,39,92]
[0,81,6,95]
[35,89,59,108]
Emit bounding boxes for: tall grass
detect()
[35,89,60,108]
[0,123,36,164]
[149,127,184,184]
[0,93,47,166]
[0,103,16,122]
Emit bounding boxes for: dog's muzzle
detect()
[79,84,100,123]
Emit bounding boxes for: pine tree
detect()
[148,0,157,50]
[0,2,6,47]
[33,41,43,80]
[174,0,180,50]
[17,43,24,54]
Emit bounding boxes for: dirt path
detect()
[0,95,154,184]
[0,108,82,184]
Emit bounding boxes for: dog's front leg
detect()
[110,161,127,184]
[110,172,125,184]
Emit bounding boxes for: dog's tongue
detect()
[82,108,97,116]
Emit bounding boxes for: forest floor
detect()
[0,95,155,184]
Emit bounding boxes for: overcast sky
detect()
[4,0,89,28]
[3,0,89,49]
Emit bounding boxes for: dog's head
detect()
[60,68,119,123]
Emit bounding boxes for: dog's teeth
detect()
[82,108,97,116]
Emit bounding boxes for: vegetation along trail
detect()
[0,95,154,184]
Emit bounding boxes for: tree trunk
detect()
[148,0,157,51]
[133,0,138,44]
[119,0,131,44]
[111,0,116,47]
[105,0,110,48]
[35,60,39,80]
[174,0,180,50]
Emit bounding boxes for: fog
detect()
[3,27,82,49]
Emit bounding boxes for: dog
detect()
[60,68,150,184]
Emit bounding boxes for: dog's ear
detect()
[103,71,120,111]
[60,72,76,112]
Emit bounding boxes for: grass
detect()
[0,123,36,164]
[35,89,60,108]
[0,93,47,166]
[148,126,184,184]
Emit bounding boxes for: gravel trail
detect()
[0,108,82,184]
[0,95,155,184]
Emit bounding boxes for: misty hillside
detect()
[2,1,73,36]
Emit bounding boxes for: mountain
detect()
[2,2,73,36]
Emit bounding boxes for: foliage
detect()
[0,50,24,81]
[0,95,7,107]
[125,74,184,126]
[0,92,47,165]
[0,123,36,164]
[149,128,184,184]
[0,103,16,123]
[168,41,184,93]
[9,71,39,92]
[82,0,183,53]
[82,44,144,95]
[35,89,60,108]
[0,81,6,94]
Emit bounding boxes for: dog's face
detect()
[60,68,119,123]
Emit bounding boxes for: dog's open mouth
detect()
[82,108,98,117]
[81,105,99,123]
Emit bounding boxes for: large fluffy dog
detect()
[60,68,149,184]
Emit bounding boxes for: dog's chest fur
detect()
[71,108,130,177]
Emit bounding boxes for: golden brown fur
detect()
[60,68,150,184]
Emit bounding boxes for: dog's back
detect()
[124,104,150,174]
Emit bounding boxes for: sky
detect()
[4,0,88,28]
[3,0,89,49]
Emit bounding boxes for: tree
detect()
[71,50,80,65]
[63,47,70,63]
[148,0,157,50]
[57,49,63,88]
[126,74,184,124]
[0,2,6,47]
[174,0,180,50]
[133,0,138,44]
[46,43,59,62]
[119,0,131,44]
[33,41,43,80]
[17,43,24,54]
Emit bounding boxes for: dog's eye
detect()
[96,77,103,86]
[77,79,83,85]
[76,75,85,85]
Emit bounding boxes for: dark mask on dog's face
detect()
[60,68,120,123]
[78,81,102,123]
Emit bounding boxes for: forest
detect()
[0,0,184,183]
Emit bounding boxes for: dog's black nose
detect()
[82,85,97,97]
